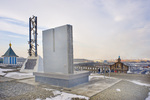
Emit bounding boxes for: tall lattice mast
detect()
[28,16,38,57]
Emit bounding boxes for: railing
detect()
[74,65,110,73]
[0,63,23,67]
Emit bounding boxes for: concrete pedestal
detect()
[33,71,90,88]
[20,56,43,73]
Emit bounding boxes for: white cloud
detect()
[7,35,22,38]
[0,20,28,35]
[0,0,150,59]
[114,16,124,21]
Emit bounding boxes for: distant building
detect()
[2,43,18,64]
[110,56,129,73]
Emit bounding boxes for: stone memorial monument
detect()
[20,56,43,72]
[34,24,90,88]
[20,16,43,73]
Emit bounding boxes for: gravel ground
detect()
[0,77,14,82]
[0,81,54,100]
[0,80,86,100]
[90,80,149,100]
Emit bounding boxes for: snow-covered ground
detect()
[116,88,121,92]
[128,80,150,100]
[0,68,14,75]
[0,68,34,79]
[145,89,150,100]
[36,88,89,100]
[129,80,150,87]
[5,72,33,79]
[89,73,113,81]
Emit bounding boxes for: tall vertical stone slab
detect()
[34,24,90,88]
[43,25,73,74]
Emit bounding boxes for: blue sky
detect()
[0,0,150,60]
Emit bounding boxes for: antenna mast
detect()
[28,16,38,57]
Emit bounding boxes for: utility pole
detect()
[109,67,110,77]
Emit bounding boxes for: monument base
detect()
[33,71,90,88]
[20,56,43,73]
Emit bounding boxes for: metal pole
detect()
[109,68,110,78]
[29,17,32,56]
[35,16,37,56]
[104,66,105,79]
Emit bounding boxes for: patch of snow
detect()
[130,80,150,87]
[145,71,150,75]
[5,72,33,79]
[44,88,55,91]
[145,95,150,100]
[38,89,89,100]
[35,99,41,100]
[90,73,98,75]
[89,75,104,80]
[0,71,5,76]
[116,89,121,92]
[52,90,61,95]
[89,74,113,81]
[127,71,132,74]
[45,92,89,100]
[0,68,14,75]
[145,88,150,100]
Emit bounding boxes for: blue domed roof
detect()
[2,43,18,57]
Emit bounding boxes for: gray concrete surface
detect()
[0,72,150,100]
[70,76,121,97]
[90,80,149,100]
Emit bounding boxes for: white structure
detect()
[43,24,73,74]
[20,56,43,72]
[127,66,132,74]
[34,25,89,88]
